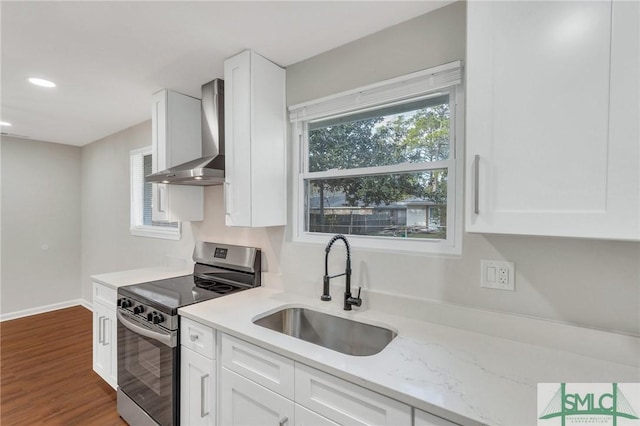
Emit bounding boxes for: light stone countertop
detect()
[178,287,640,426]
[91,263,194,289]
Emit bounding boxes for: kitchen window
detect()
[129,146,180,240]
[290,61,463,254]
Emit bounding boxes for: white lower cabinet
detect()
[181,346,215,426]
[220,368,294,426]
[180,326,456,426]
[219,333,412,426]
[92,282,117,389]
[181,317,216,426]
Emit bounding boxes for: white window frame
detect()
[289,61,464,255]
[129,146,181,240]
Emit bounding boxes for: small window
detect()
[130,146,180,240]
[290,62,463,254]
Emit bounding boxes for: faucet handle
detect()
[347,286,362,308]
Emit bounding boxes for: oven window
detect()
[127,337,162,395]
[118,317,177,426]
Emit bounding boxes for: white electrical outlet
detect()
[481,260,515,291]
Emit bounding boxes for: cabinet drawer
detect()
[181,317,215,359]
[221,333,294,399]
[295,363,411,426]
[93,282,116,307]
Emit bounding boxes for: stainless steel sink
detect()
[253,307,397,356]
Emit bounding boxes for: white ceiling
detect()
[1,1,450,146]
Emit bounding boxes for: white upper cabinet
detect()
[466,1,639,240]
[151,89,204,222]
[224,50,287,227]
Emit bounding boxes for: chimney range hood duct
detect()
[145,79,225,186]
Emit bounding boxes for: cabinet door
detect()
[224,50,253,227]
[150,89,204,222]
[151,90,172,223]
[466,1,639,240]
[92,301,116,389]
[220,367,294,426]
[224,50,286,227]
[181,346,215,426]
[247,52,287,228]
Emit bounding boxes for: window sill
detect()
[130,225,181,241]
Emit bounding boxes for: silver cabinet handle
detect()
[224,181,232,216]
[200,374,209,418]
[98,315,105,344]
[279,416,288,426]
[190,334,199,342]
[158,185,166,213]
[473,154,480,214]
[101,317,109,346]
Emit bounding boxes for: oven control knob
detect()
[133,305,145,315]
[151,312,164,324]
[120,299,132,309]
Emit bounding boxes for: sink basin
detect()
[253,307,397,356]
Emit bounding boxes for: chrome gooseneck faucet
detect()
[322,234,362,310]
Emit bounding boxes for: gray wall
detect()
[1,136,81,314]
[80,121,194,302]
[277,1,640,335]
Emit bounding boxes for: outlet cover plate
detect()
[481,260,515,291]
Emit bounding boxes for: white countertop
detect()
[179,287,640,426]
[91,264,194,289]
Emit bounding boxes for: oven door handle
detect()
[117,310,176,348]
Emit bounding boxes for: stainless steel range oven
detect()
[116,241,261,426]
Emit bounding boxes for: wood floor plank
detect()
[0,306,127,425]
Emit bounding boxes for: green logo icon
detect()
[539,383,639,425]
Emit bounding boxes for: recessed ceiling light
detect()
[0,121,12,127]
[28,77,56,88]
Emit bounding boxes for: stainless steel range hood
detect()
[145,79,225,186]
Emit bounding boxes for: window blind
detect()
[289,61,462,124]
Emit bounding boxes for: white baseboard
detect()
[0,299,93,322]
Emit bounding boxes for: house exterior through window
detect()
[290,61,463,254]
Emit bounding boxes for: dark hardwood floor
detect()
[1,306,127,425]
